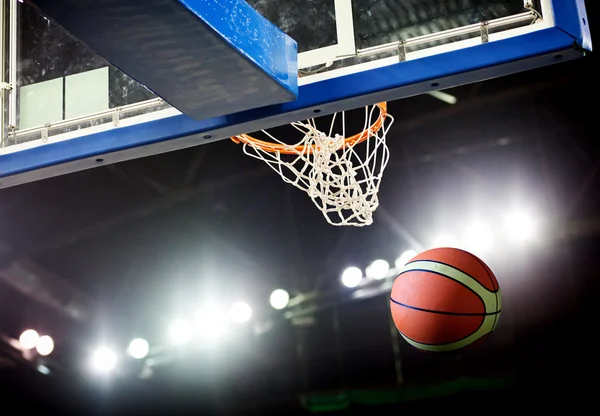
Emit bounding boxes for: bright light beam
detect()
[168,319,193,346]
[19,329,39,350]
[127,338,150,359]
[366,259,390,280]
[395,250,418,269]
[504,210,537,243]
[427,90,457,105]
[91,347,118,374]
[270,289,290,310]
[463,222,494,254]
[195,307,229,343]
[230,302,252,324]
[341,267,363,288]
[36,335,54,356]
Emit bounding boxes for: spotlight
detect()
[19,329,39,350]
[230,302,252,323]
[341,267,362,288]
[395,250,418,269]
[168,319,193,346]
[269,289,290,310]
[463,222,494,253]
[504,210,537,242]
[366,259,390,280]
[127,338,150,359]
[91,348,118,374]
[195,307,228,342]
[37,364,51,375]
[36,335,54,356]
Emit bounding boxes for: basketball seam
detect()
[397,320,485,347]
[470,253,499,291]
[406,258,499,293]
[390,298,501,316]
[470,254,500,331]
[396,268,488,314]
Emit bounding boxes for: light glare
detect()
[366,259,390,280]
[19,329,39,350]
[463,222,494,253]
[195,308,228,342]
[36,335,54,356]
[431,235,459,248]
[395,250,418,269]
[270,289,290,310]
[127,338,150,359]
[91,348,117,374]
[168,319,193,345]
[504,211,536,242]
[341,267,362,288]
[230,302,252,323]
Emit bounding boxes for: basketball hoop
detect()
[231,103,394,227]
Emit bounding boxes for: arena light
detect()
[37,364,51,375]
[36,335,54,356]
[270,289,290,310]
[366,259,390,280]
[168,319,193,346]
[341,267,363,288]
[463,222,494,253]
[91,347,118,374]
[428,90,457,105]
[195,307,229,342]
[230,302,252,324]
[503,210,537,243]
[19,329,39,350]
[127,338,150,359]
[395,250,418,269]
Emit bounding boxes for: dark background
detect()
[1,1,599,415]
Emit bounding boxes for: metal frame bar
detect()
[0,0,5,148]
[356,12,536,57]
[13,97,169,138]
[7,0,15,130]
[297,0,356,69]
[0,0,591,188]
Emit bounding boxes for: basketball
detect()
[390,247,501,352]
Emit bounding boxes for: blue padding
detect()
[29,0,298,120]
[552,0,592,51]
[0,27,580,184]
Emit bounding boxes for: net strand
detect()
[233,103,394,227]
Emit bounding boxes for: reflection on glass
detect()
[64,68,109,119]
[247,0,338,53]
[16,0,156,131]
[19,78,62,129]
[352,0,527,49]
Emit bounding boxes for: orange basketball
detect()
[390,247,501,352]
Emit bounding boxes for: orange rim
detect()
[231,102,388,155]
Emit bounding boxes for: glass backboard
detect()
[0,0,592,188]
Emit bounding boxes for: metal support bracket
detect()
[41,124,50,144]
[397,41,407,62]
[480,22,490,43]
[112,108,121,128]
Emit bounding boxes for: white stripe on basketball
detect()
[399,315,497,352]
[399,261,499,314]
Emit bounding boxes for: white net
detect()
[234,103,394,227]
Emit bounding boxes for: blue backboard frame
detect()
[0,0,592,188]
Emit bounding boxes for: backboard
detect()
[0,0,592,188]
